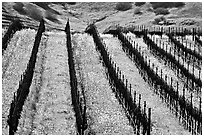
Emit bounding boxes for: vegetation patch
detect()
[13,2,26,15]
[134,2,146,6]
[150,2,185,9]
[45,10,61,24]
[154,8,170,15]
[179,19,197,26]
[153,16,166,25]
[32,2,61,15]
[134,7,142,15]
[115,2,132,11]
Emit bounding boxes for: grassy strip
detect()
[86,24,151,135]
[7,19,45,135]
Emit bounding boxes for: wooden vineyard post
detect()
[199,69,201,80]
[119,70,121,80]
[190,43,192,60]
[165,75,168,100]
[187,61,189,86]
[169,47,172,68]
[160,69,163,79]
[118,70,122,97]
[144,101,146,115]
[190,93,193,133]
[170,77,173,88]
[122,74,124,83]
[170,77,173,110]
[155,66,158,95]
[125,79,128,107]
[82,105,87,134]
[137,94,141,135]
[129,84,132,111]
[182,87,186,127]
[161,27,163,37]
[122,75,125,99]
[192,58,195,89]
[162,40,164,52]
[117,67,119,78]
[198,97,202,134]
[176,82,179,117]
[193,28,195,41]
[134,90,136,104]
[147,108,151,135]
[177,52,180,77]
[143,101,147,135]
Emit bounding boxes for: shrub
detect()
[134,7,142,14]
[153,16,166,24]
[13,2,27,15]
[25,4,43,22]
[115,2,132,11]
[150,2,185,9]
[146,7,154,12]
[180,19,197,26]
[45,11,60,23]
[135,2,146,6]
[154,8,169,15]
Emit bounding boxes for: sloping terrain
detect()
[1,2,202,135]
[2,2,202,33]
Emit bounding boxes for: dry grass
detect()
[72,33,134,135]
[2,2,202,33]
[2,29,36,135]
[25,32,77,135]
[16,34,48,134]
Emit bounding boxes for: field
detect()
[1,2,202,135]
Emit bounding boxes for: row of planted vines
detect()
[107,26,202,134]
[85,24,151,135]
[65,20,87,135]
[2,18,202,135]
[7,20,45,134]
[3,19,86,135]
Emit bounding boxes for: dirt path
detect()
[72,33,134,135]
[15,32,77,135]
[101,34,191,135]
[2,29,36,135]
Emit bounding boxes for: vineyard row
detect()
[142,33,202,89]
[7,19,45,135]
[64,19,87,135]
[85,24,151,135]
[109,29,202,135]
[129,25,202,37]
[167,34,201,61]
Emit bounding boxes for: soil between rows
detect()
[72,33,134,135]
[2,29,36,135]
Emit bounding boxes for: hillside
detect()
[2,2,202,135]
[2,2,202,33]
